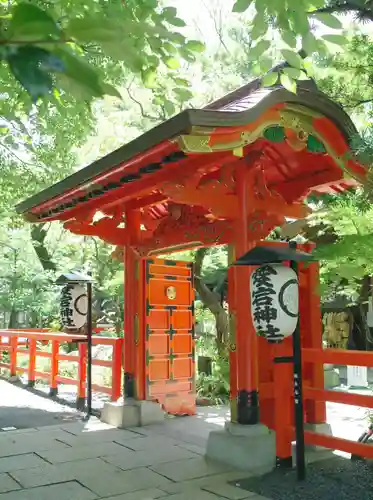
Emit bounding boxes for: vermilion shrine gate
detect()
[17,78,367,470]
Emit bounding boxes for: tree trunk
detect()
[194,248,229,355]
[30,224,57,272]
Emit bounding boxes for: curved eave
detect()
[16,85,364,219]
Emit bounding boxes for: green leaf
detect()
[261,72,278,87]
[164,100,176,116]
[282,67,302,79]
[185,40,205,53]
[100,82,122,99]
[174,77,190,87]
[281,31,297,49]
[167,17,186,27]
[289,8,309,35]
[162,6,178,18]
[163,42,178,54]
[52,46,104,98]
[141,67,157,88]
[281,49,303,69]
[321,34,348,46]
[313,13,343,29]
[165,57,180,69]
[232,0,253,13]
[303,58,315,77]
[10,2,60,39]
[7,46,59,102]
[280,73,297,93]
[174,87,193,101]
[148,37,163,51]
[67,17,120,43]
[302,32,318,56]
[251,13,268,40]
[248,40,270,60]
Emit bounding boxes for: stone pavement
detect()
[0,417,268,500]
[0,380,82,430]
[0,378,371,500]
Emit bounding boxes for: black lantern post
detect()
[56,271,94,420]
[233,242,314,481]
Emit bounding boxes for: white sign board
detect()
[60,284,88,329]
[347,366,368,388]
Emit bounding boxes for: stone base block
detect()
[324,366,340,388]
[205,423,276,473]
[304,422,333,451]
[101,399,165,428]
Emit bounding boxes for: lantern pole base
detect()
[124,372,135,398]
[276,456,293,469]
[237,390,260,425]
[206,422,276,472]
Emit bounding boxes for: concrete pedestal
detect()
[205,422,276,473]
[101,399,165,428]
[324,364,340,388]
[305,422,333,451]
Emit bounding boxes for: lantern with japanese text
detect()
[250,263,299,342]
[60,283,88,330]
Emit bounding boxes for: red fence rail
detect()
[291,347,373,459]
[0,329,123,406]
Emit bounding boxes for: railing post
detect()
[111,338,123,402]
[10,336,18,377]
[49,340,59,397]
[28,338,37,387]
[77,343,87,410]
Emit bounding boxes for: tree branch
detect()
[124,81,160,122]
[313,0,373,21]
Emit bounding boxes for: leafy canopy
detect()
[0,0,205,106]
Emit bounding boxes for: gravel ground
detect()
[233,457,373,500]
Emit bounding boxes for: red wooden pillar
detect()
[27,338,37,387]
[234,167,259,424]
[135,258,146,400]
[302,246,326,424]
[77,343,87,410]
[124,210,141,399]
[228,245,238,423]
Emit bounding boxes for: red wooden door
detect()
[144,258,196,415]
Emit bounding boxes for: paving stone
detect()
[0,429,71,445]
[117,435,181,451]
[101,488,166,500]
[160,471,251,494]
[59,419,115,435]
[103,446,196,470]
[0,473,20,493]
[203,482,255,499]
[0,480,97,500]
[158,491,224,500]
[127,427,157,436]
[11,457,119,489]
[0,439,68,458]
[57,428,141,447]
[0,428,39,435]
[176,442,205,455]
[38,441,128,463]
[0,453,47,474]
[150,456,231,482]
[80,466,171,497]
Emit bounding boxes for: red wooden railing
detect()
[0,329,123,404]
[282,348,373,459]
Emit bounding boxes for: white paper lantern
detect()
[60,284,88,329]
[250,263,299,342]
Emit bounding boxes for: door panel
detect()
[145,258,195,415]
